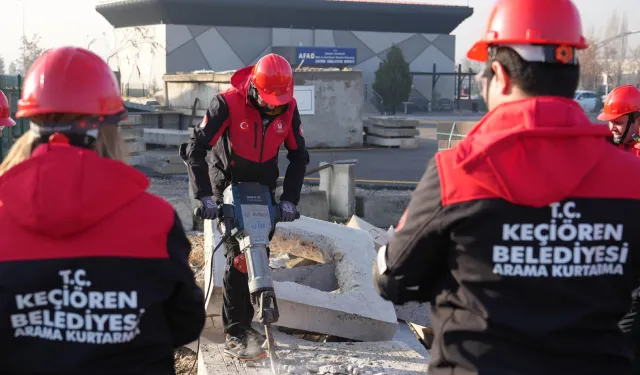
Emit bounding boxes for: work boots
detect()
[223,331,267,361]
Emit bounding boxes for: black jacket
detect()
[0,144,205,375]
[183,66,308,204]
[377,98,640,375]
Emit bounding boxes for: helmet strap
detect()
[613,114,636,145]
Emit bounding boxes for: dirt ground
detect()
[173,234,206,375]
[174,346,197,375]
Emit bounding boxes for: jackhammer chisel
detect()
[194,182,300,374]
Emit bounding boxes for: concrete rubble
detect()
[197,323,429,375]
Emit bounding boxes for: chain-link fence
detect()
[0,74,27,160]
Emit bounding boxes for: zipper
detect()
[259,121,267,163]
[253,122,258,148]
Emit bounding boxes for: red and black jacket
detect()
[382,97,640,375]
[617,141,640,157]
[0,145,205,375]
[184,66,309,204]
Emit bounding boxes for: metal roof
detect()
[96,0,473,34]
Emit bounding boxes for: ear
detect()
[491,61,511,95]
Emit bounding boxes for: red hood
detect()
[230,66,254,98]
[453,97,612,207]
[0,144,149,238]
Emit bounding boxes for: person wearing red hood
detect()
[0,46,205,375]
[0,89,17,136]
[373,1,640,374]
[598,85,640,156]
[182,53,308,360]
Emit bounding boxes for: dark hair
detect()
[486,47,580,98]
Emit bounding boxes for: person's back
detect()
[429,97,640,374]
[373,1,640,374]
[0,46,205,375]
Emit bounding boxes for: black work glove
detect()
[198,196,218,220]
[279,201,297,222]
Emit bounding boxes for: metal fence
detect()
[0,74,26,160]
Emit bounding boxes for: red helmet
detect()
[467,0,588,62]
[251,54,294,106]
[0,90,16,127]
[17,46,125,119]
[598,85,640,121]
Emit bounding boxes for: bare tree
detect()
[459,57,484,74]
[88,26,164,88]
[8,62,18,76]
[14,34,46,75]
[600,12,629,87]
[0,56,5,75]
[578,28,604,91]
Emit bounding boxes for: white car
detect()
[574,90,599,112]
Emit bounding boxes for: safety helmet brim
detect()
[255,81,294,106]
[0,117,16,127]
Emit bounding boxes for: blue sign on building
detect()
[295,47,357,66]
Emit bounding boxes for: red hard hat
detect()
[467,0,588,62]
[17,46,125,118]
[0,90,16,127]
[251,54,294,106]
[598,85,640,121]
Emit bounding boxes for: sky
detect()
[1,0,639,69]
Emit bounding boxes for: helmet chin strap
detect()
[613,115,635,145]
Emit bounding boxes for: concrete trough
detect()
[143,128,190,147]
[203,216,398,342]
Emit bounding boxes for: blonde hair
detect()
[0,121,129,177]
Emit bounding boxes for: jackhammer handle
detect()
[273,206,301,222]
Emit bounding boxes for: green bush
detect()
[373,45,412,114]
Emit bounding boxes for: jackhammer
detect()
[194,182,300,374]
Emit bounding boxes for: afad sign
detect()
[295,47,357,66]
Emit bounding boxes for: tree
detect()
[0,56,5,75]
[460,58,483,74]
[14,34,46,75]
[578,28,604,91]
[601,12,629,88]
[373,45,412,114]
[8,62,18,76]
[88,26,164,91]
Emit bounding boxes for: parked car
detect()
[574,90,600,112]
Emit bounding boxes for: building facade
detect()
[96,0,472,102]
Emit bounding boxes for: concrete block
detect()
[346,215,390,250]
[126,141,146,154]
[395,301,431,327]
[296,190,329,221]
[119,114,142,125]
[143,128,189,147]
[365,135,418,148]
[359,192,410,229]
[365,116,420,128]
[364,125,419,138]
[204,216,397,342]
[318,162,355,219]
[126,154,144,166]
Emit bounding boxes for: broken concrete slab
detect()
[198,326,429,375]
[395,301,431,327]
[346,215,390,250]
[344,215,431,327]
[203,216,398,342]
